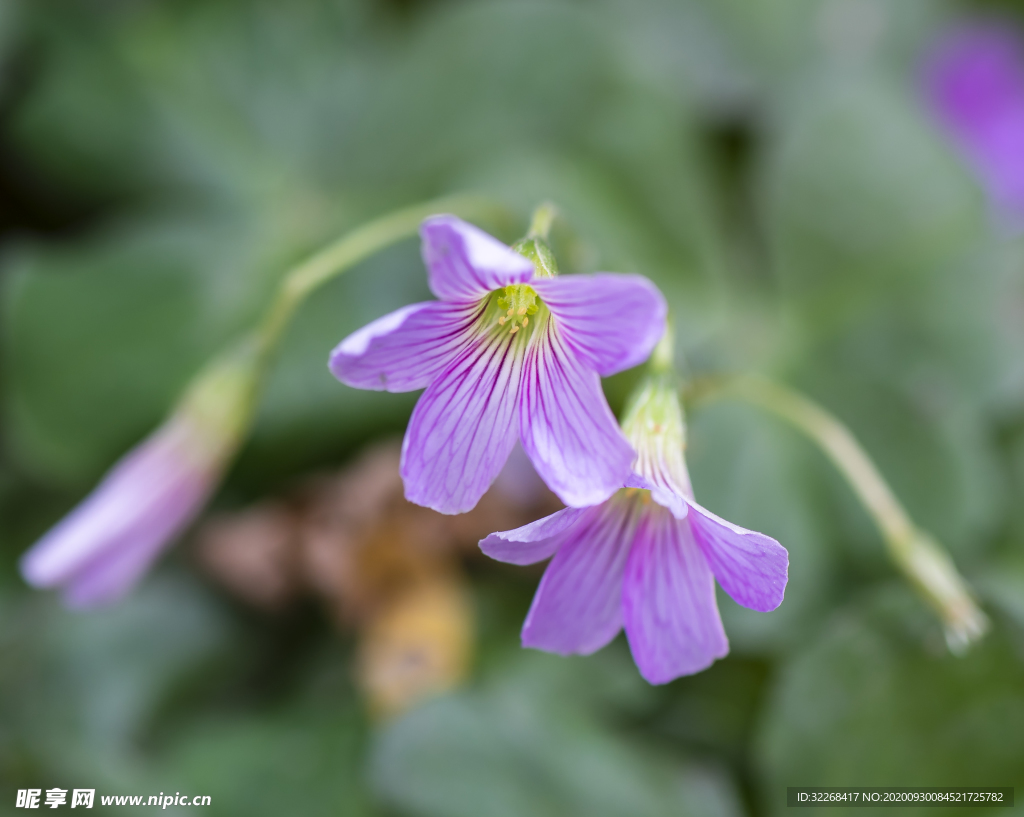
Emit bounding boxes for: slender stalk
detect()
[526,202,557,241]
[648,320,675,375]
[256,194,508,356]
[690,374,989,653]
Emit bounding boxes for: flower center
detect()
[623,487,654,505]
[495,285,539,335]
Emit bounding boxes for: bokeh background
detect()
[3,0,1024,814]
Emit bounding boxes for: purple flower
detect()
[479,373,788,683]
[923,21,1024,221]
[21,348,258,608]
[330,216,667,515]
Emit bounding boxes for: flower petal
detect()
[329,300,484,393]
[622,506,728,684]
[521,497,640,655]
[479,506,588,565]
[531,273,667,376]
[923,24,1024,218]
[626,472,689,519]
[401,330,524,514]
[519,327,634,508]
[22,424,204,587]
[686,499,789,612]
[492,441,550,507]
[20,419,214,607]
[61,526,173,608]
[421,215,535,302]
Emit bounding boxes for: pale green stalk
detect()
[172,193,508,458]
[256,194,508,356]
[93,194,508,566]
[691,375,988,653]
[526,202,557,241]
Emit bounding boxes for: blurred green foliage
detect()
[2,0,1024,814]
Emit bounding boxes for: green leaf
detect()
[761,74,984,327]
[756,591,1024,809]
[4,226,206,482]
[160,698,376,817]
[2,212,284,483]
[0,573,232,790]
[371,651,744,817]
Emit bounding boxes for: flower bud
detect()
[21,340,261,608]
[619,364,693,507]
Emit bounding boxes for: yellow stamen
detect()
[494,283,540,330]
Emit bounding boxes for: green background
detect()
[1,0,1023,814]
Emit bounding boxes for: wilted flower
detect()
[480,355,789,683]
[357,574,473,718]
[197,440,556,716]
[20,344,259,608]
[196,503,300,610]
[330,215,666,514]
[923,21,1024,222]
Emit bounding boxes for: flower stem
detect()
[526,202,557,241]
[193,194,507,463]
[690,374,989,653]
[256,194,509,356]
[512,203,560,278]
[649,320,675,375]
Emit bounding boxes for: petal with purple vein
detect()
[519,327,634,508]
[401,330,524,514]
[521,496,640,655]
[479,506,588,565]
[532,274,666,376]
[421,215,535,302]
[329,300,484,393]
[686,499,788,612]
[623,506,728,683]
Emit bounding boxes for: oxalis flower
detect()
[923,21,1024,223]
[480,353,789,683]
[329,215,667,514]
[20,345,259,608]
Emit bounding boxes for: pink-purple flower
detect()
[330,216,667,515]
[479,372,788,683]
[923,20,1024,222]
[21,347,258,608]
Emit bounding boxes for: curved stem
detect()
[689,374,989,653]
[527,201,557,241]
[256,194,509,357]
[649,318,675,375]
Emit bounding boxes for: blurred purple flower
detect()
[479,373,788,684]
[923,20,1024,221]
[330,215,666,515]
[21,348,257,608]
[22,419,219,608]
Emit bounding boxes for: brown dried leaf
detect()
[195,503,300,610]
[356,573,473,718]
